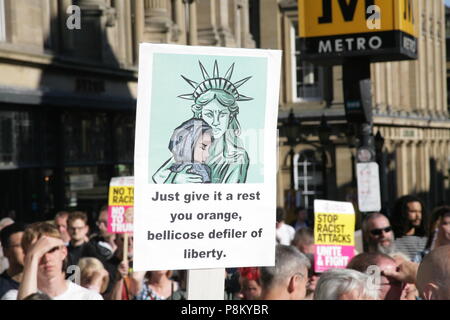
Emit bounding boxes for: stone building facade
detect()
[270,0,450,223]
[0,0,256,222]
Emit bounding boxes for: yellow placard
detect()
[314,212,355,246]
[299,0,417,38]
[108,186,134,206]
[394,0,417,37]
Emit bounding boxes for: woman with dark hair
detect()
[391,195,428,262]
[238,267,262,300]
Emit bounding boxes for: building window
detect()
[0,0,6,42]
[114,113,135,164]
[0,112,14,165]
[293,149,323,210]
[62,112,111,165]
[291,21,323,102]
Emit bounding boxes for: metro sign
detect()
[298,0,418,63]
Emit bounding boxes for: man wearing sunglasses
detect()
[362,213,396,254]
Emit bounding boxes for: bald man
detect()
[347,252,404,300]
[416,245,450,300]
[260,245,310,300]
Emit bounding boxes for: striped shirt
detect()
[394,236,428,261]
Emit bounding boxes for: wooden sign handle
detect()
[123,233,128,264]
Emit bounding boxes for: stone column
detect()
[259,0,281,49]
[134,0,145,62]
[395,139,408,197]
[437,137,447,203]
[437,1,447,118]
[188,0,198,45]
[239,0,255,48]
[445,139,450,198]
[391,62,401,114]
[430,131,440,205]
[216,0,237,47]
[385,63,394,114]
[143,0,177,43]
[427,4,437,118]
[197,0,219,46]
[233,0,242,46]
[411,140,419,194]
[418,0,427,117]
[110,0,130,66]
[144,0,169,23]
[372,63,382,115]
[172,0,186,44]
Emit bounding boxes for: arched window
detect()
[293,149,323,210]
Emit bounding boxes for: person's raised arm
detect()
[17,236,64,300]
[382,260,419,284]
[108,260,129,300]
[129,270,147,297]
[87,269,109,294]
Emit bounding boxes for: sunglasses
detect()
[370,226,392,236]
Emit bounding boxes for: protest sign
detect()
[133,44,281,271]
[314,200,355,273]
[108,176,134,234]
[356,162,381,212]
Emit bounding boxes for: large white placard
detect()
[133,44,282,271]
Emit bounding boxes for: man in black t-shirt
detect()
[66,212,111,269]
[0,223,25,299]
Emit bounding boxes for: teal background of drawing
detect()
[148,52,268,183]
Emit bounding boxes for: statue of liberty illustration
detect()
[153,60,253,184]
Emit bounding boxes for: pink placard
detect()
[108,205,133,234]
[314,244,355,273]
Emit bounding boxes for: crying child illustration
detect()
[158,118,214,183]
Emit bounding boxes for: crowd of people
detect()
[0,194,449,300]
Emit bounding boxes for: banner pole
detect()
[123,233,129,264]
[186,268,225,300]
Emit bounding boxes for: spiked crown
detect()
[178,60,253,102]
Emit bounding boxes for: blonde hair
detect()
[21,222,61,254]
[78,257,109,294]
